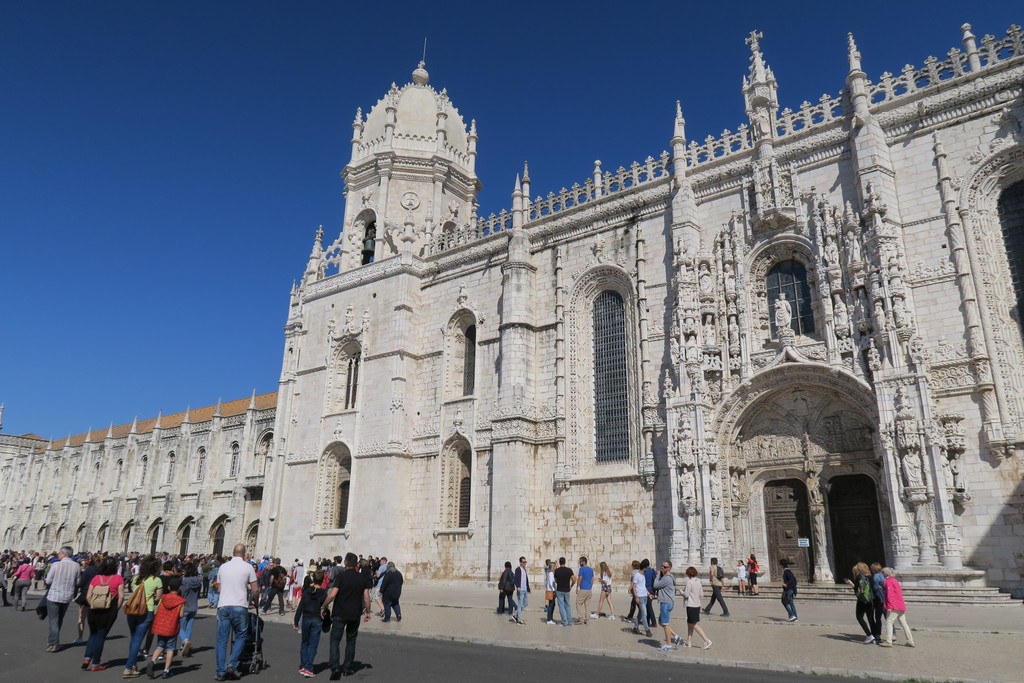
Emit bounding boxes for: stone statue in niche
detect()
[774,293,792,330]
[758,439,770,461]
[825,238,840,267]
[710,468,723,502]
[680,468,696,501]
[699,263,713,294]
[901,451,924,488]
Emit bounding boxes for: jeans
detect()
[13,579,31,609]
[179,610,198,645]
[782,589,797,619]
[383,596,401,620]
[882,609,914,644]
[208,586,219,608]
[497,590,517,614]
[546,595,555,621]
[706,585,730,615]
[646,596,655,626]
[299,615,323,671]
[555,591,572,625]
[84,609,116,665]
[514,589,528,622]
[125,611,154,671]
[215,606,250,675]
[46,599,70,646]
[871,599,885,639]
[633,597,649,631]
[328,618,360,673]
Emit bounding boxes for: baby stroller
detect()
[236,609,267,674]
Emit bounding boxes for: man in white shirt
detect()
[213,543,258,681]
[631,560,652,637]
[512,556,530,625]
[44,546,81,651]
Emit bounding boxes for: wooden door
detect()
[763,478,814,582]
[828,474,884,582]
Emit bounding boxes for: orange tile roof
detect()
[38,392,278,452]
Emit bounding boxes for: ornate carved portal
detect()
[723,377,886,582]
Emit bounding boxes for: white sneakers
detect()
[864,635,876,644]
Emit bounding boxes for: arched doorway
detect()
[828,474,885,581]
[121,521,134,554]
[763,478,814,582]
[245,522,259,553]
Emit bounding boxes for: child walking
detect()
[147,578,186,679]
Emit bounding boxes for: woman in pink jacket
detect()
[12,558,35,611]
[879,567,915,647]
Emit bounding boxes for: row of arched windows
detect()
[93,433,273,493]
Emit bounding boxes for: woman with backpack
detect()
[844,561,878,643]
[83,557,125,671]
[496,561,516,616]
[122,555,164,678]
[780,559,798,622]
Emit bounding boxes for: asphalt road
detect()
[0,604,868,683]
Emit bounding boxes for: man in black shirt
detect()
[322,552,371,678]
[552,557,575,626]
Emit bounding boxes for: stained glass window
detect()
[767,260,815,337]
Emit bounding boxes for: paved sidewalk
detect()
[248,583,1023,682]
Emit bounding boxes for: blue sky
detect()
[1,2,1019,439]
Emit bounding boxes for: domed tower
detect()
[341,62,480,266]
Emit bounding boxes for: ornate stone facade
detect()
[0,394,275,557]
[261,24,1024,595]
[4,24,1024,597]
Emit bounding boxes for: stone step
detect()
[745,583,1016,605]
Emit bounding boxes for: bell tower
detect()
[339,62,481,267]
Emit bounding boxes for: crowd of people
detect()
[1,545,916,679]
[0,546,402,680]
[494,553,915,651]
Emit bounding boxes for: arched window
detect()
[335,343,361,411]
[166,452,176,484]
[211,523,225,558]
[228,442,239,478]
[196,448,207,480]
[115,459,124,490]
[93,461,101,492]
[178,523,191,556]
[767,260,814,337]
[462,324,477,395]
[361,221,377,265]
[593,290,630,463]
[139,455,148,487]
[256,433,273,476]
[317,444,352,530]
[997,179,1024,327]
[148,522,160,555]
[440,440,472,528]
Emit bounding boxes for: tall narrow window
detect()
[115,460,124,490]
[196,448,207,481]
[229,442,239,478]
[338,481,351,528]
[257,433,273,476]
[139,456,148,487]
[93,461,101,492]
[166,453,176,483]
[338,345,361,411]
[458,475,471,527]
[998,179,1024,328]
[462,324,476,395]
[593,290,630,463]
[767,260,815,337]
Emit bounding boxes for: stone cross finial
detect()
[745,30,763,52]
